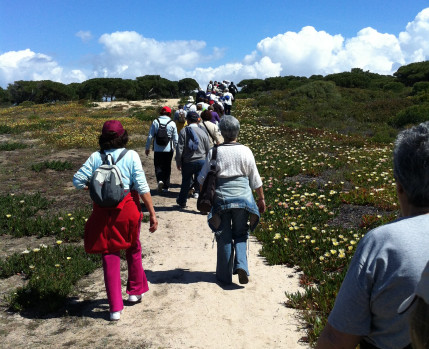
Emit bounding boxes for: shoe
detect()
[110,310,122,321]
[128,294,143,303]
[193,193,199,199]
[176,199,186,209]
[237,268,249,284]
[157,181,164,192]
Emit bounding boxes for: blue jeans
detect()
[215,208,249,284]
[177,160,205,206]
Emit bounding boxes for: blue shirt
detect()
[73,148,150,194]
[145,115,178,152]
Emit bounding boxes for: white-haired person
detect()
[316,121,429,349]
[197,115,265,285]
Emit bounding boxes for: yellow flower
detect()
[348,246,354,251]
[66,257,72,260]
[350,240,356,245]
[29,265,35,269]
[319,256,325,261]
[56,240,63,245]
[330,249,337,254]
[338,252,346,258]
[5,214,11,218]
[274,233,281,240]
[33,248,40,252]
[311,240,316,244]
[55,264,60,268]
[269,211,275,215]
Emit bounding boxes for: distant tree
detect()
[324,68,372,88]
[237,79,266,94]
[412,81,429,95]
[0,86,11,104]
[394,61,429,86]
[178,78,199,95]
[135,75,179,99]
[34,80,73,103]
[7,81,39,104]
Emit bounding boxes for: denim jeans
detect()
[215,208,249,284]
[177,160,205,206]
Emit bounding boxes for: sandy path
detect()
[0,151,307,349]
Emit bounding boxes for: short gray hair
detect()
[219,115,240,141]
[394,121,429,207]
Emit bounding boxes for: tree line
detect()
[1,61,429,106]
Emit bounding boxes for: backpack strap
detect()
[114,149,128,165]
[202,121,215,142]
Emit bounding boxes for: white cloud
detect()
[76,30,93,43]
[0,49,86,87]
[399,8,429,62]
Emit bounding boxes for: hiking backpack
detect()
[89,149,128,207]
[178,110,186,123]
[185,126,199,151]
[155,118,173,146]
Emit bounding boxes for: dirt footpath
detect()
[0,151,307,349]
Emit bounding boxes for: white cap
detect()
[187,96,194,102]
[398,260,429,313]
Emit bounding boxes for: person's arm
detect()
[145,121,156,155]
[254,186,266,213]
[315,323,362,349]
[139,192,158,233]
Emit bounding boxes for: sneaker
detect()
[188,188,195,198]
[193,193,199,199]
[237,268,249,284]
[110,310,122,321]
[157,181,164,192]
[128,294,143,303]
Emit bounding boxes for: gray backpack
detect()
[89,149,128,207]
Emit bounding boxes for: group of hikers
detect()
[73,82,429,349]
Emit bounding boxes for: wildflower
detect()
[269,211,275,215]
[338,252,346,258]
[67,213,72,217]
[311,240,316,244]
[284,237,289,242]
[56,240,63,245]
[29,265,35,269]
[66,257,72,260]
[39,244,48,248]
[19,200,25,203]
[5,214,11,218]
[70,217,74,221]
[350,240,357,245]
[330,250,337,255]
[22,249,30,254]
[332,241,339,246]
[274,233,281,240]
[319,256,325,261]
[33,248,40,252]
[348,246,354,251]
[312,227,317,231]
[324,252,331,257]
[55,264,60,268]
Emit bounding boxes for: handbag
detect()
[197,145,219,214]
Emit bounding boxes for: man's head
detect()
[393,122,429,207]
[186,111,199,124]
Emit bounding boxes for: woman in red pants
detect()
[73,120,158,321]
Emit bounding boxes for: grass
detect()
[31,160,74,172]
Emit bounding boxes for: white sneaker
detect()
[128,294,143,303]
[110,310,122,321]
[157,181,164,192]
[193,193,199,199]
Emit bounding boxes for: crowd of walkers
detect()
[73,81,429,349]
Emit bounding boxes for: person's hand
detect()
[257,198,266,214]
[177,165,182,171]
[149,214,158,233]
[145,149,150,156]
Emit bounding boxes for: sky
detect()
[1,0,429,89]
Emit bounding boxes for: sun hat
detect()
[398,260,429,313]
[187,96,194,102]
[186,111,199,123]
[161,106,171,114]
[102,120,125,136]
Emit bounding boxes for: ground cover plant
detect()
[0,88,424,345]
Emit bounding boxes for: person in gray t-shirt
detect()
[316,122,429,349]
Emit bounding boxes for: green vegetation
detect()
[31,160,74,172]
[0,142,28,151]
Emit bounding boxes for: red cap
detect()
[161,106,171,114]
[102,120,125,136]
[209,100,214,105]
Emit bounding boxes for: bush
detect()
[31,160,73,172]
[0,142,28,151]
[390,104,429,128]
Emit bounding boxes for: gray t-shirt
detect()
[328,214,429,348]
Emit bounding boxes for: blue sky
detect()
[1,1,429,88]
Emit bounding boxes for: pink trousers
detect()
[102,237,149,312]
